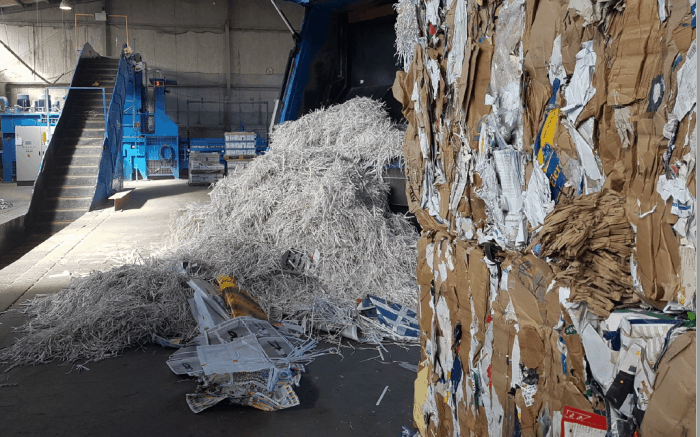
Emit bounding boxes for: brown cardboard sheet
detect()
[528,190,636,316]
[640,331,696,437]
[606,0,663,106]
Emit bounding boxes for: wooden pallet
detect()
[224,155,255,161]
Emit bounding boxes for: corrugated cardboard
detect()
[640,331,696,437]
[606,0,664,106]
[396,0,696,434]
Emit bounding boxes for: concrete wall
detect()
[0,0,304,138]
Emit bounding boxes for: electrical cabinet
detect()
[16,125,50,186]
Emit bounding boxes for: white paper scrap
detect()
[562,40,597,123]
[436,296,454,374]
[457,216,475,240]
[563,421,607,437]
[449,146,474,213]
[447,0,468,86]
[425,0,440,25]
[511,335,521,389]
[523,163,554,228]
[656,174,694,217]
[564,118,604,191]
[427,57,441,100]
[581,324,615,390]
[549,35,567,87]
[614,107,635,148]
[411,82,422,114]
[673,39,697,121]
[568,0,600,26]
[658,0,668,22]
[614,343,643,375]
[494,149,524,215]
[376,385,389,406]
[521,382,538,407]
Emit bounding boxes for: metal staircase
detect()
[27,44,126,234]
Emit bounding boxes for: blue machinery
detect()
[121,66,269,180]
[274,0,402,125]
[2,55,268,185]
[121,75,180,180]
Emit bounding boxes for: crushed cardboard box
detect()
[393,0,696,435]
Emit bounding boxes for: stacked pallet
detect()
[188,151,224,185]
[224,131,257,159]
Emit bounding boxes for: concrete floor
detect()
[0,182,33,217]
[0,178,419,437]
[0,183,35,268]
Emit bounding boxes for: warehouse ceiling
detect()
[0,0,101,13]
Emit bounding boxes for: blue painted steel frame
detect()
[121,75,180,180]
[279,0,361,123]
[279,5,329,123]
[92,47,128,205]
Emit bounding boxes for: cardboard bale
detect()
[395,0,696,434]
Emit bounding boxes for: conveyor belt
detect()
[27,56,119,234]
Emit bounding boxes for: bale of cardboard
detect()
[392,0,696,435]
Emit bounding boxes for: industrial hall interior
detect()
[0,0,695,436]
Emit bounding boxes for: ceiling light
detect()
[59,0,72,10]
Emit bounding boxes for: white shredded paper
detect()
[0,98,419,367]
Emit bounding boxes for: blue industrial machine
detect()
[120,60,269,180]
[275,0,407,209]
[121,71,180,180]
[1,111,60,182]
[275,0,402,124]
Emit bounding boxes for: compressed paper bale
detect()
[396,0,696,433]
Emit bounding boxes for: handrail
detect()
[103,49,129,194]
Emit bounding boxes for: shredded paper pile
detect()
[0,97,419,370]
